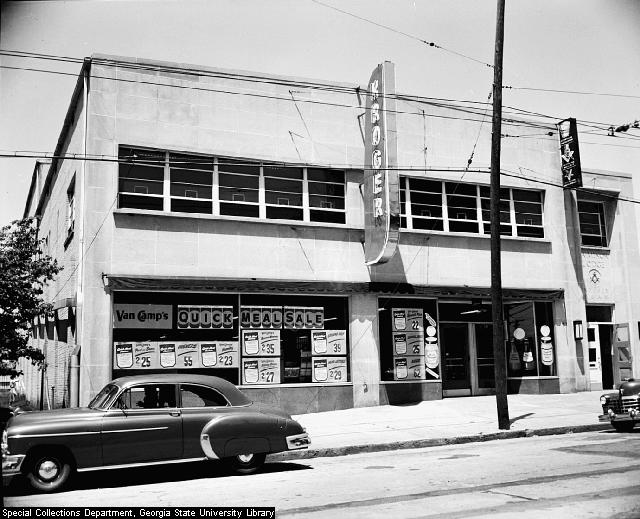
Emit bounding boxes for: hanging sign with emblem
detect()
[557,117,583,189]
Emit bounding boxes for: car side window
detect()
[180,384,229,408]
[116,384,176,409]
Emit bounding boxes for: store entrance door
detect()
[442,322,495,397]
[613,323,633,387]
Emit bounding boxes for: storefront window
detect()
[112,292,349,386]
[534,302,556,376]
[505,301,556,377]
[378,298,440,382]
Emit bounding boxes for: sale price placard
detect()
[242,358,281,385]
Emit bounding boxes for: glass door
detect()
[441,323,471,396]
[472,323,495,394]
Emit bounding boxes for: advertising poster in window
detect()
[115,343,134,369]
[283,306,324,329]
[174,342,199,368]
[159,343,176,367]
[392,331,424,356]
[133,342,159,369]
[392,308,423,332]
[177,306,234,329]
[115,342,160,369]
[210,342,239,368]
[242,330,281,356]
[242,358,281,385]
[311,330,347,355]
[113,304,172,329]
[393,356,425,381]
[312,357,347,383]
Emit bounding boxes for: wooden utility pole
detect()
[490,0,510,430]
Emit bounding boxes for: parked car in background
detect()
[2,374,310,492]
[599,378,639,432]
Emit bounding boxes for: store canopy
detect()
[104,275,563,301]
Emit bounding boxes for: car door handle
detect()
[170,410,181,417]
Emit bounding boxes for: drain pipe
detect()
[70,58,90,408]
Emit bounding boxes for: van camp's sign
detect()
[113,304,172,329]
[364,61,400,265]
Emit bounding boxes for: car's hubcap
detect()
[237,454,254,464]
[38,460,60,481]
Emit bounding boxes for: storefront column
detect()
[350,294,381,407]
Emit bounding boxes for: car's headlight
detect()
[600,395,609,405]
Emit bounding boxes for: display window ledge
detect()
[240,382,353,389]
[507,376,559,380]
[380,380,442,384]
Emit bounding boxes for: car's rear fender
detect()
[199,412,297,459]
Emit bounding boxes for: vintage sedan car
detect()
[2,374,310,492]
[598,378,639,432]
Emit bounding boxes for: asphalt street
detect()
[4,430,640,518]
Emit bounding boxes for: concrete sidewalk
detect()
[273,391,612,461]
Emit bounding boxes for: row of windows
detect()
[119,147,612,247]
[400,178,545,238]
[118,147,346,224]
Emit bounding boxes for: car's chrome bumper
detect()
[2,453,25,477]
[599,408,639,423]
[286,432,311,450]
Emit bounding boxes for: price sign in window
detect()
[242,358,281,385]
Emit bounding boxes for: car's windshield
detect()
[88,384,120,409]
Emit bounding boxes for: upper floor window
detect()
[577,197,607,247]
[66,176,76,239]
[401,177,544,238]
[118,147,346,225]
[118,147,164,211]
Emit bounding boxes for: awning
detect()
[104,275,563,301]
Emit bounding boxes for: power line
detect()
[308,0,493,68]
[504,85,640,100]
[0,63,551,130]
[3,49,636,135]
[3,150,640,205]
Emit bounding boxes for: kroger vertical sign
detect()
[364,61,400,266]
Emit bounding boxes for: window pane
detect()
[171,169,213,186]
[447,195,477,209]
[410,178,442,193]
[180,384,228,407]
[218,159,259,176]
[171,199,212,214]
[310,210,346,224]
[308,168,344,183]
[446,182,477,196]
[219,172,259,189]
[266,206,303,220]
[118,384,176,409]
[412,204,442,218]
[119,179,163,195]
[309,195,345,210]
[265,177,302,195]
[513,189,542,203]
[414,218,444,231]
[517,226,545,238]
[169,153,213,171]
[120,164,164,181]
[170,185,212,199]
[220,202,259,217]
[119,194,163,211]
[411,192,442,206]
[308,182,345,198]
[219,187,259,203]
[265,192,303,206]
[119,147,165,166]
[264,165,303,180]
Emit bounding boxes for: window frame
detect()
[400,177,545,239]
[178,383,230,408]
[117,146,346,225]
[577,197,608,247]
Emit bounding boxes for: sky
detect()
[1,0,639,227]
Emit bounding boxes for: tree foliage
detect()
[0,218,62,377]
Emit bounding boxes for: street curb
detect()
[269,422,612,462]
